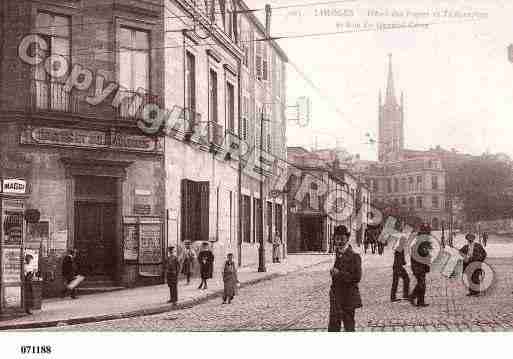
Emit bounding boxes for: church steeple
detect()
[378,54,404,162]
[385,54,397,106]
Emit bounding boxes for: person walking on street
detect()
[222,253,238,304]
[272,231,282,263]
[181,241,195,284]
[482,232,488,248]
[166,246,180,306]
[328,225,362,332]
[459,233,487,296]
[408,224,432,307]
[390,236,410,302]
[62,249,78,299]
[197,242,214,290]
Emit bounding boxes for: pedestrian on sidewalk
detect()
[482,232,488,247]
[459,233,487,296]
[390,236,410,302]
[197,242,214,290]
[181,241,195,284]
[222,253,238,304]
[166,246,180,306]
[61,249,78,299]
[24,253,35,314]
[328,225,362,332]
[408,224,432,307]
[272,231,282,263]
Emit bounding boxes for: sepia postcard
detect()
[0,0,512,357]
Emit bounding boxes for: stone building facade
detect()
[0,0,288,299]
[0,0,167,298]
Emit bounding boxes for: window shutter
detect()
[262,44,268,81]
[198,181,210,242]
[256,41,262,80]
[181,179,195,242]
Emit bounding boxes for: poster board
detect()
[139,222,162,264]
[2,247,22,283]
[3,286,22,308]
[123,221,139,261]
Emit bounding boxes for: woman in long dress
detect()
[222,253,238,304]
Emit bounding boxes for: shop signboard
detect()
[1,179,27,194]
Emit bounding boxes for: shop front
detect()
[1,123,165,298]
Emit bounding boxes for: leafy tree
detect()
[446,153,513,222]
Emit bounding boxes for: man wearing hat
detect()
[166,246,180,306]
[328,225,362,332]
[459,233,487,296]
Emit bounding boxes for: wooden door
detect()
[75,202,116,276]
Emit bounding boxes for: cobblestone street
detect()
[40,235,513,332]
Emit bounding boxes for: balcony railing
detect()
[31,79,79,113]
[117,90,162,121]
[208,121,224,152]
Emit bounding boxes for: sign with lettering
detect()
[123,224,139,261]
[21,126,164,154]
[139,223,162,264]
[2,248,22,283]
[1,179,26,194]
[111,133,157,152]
[28,127,107,148]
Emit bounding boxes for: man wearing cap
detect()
[328,225,362,332]
[390,236,410,302]
[408,224,432,307]
[459,233,487,296]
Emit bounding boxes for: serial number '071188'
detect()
[20,346,52,354]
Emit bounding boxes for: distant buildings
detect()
[286,147,370,253]
[356,55,470,230]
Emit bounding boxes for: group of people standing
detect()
[329,223,489,332]
[166,241,239,307]
[390,225,488,307]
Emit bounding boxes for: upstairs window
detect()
[262,43,269,81]
[185,51,196,113]
[209,69,218,123]
[119,27,150,92]
[226,82,235,132]
[242,96,249,140]
[256,40,263,80]
[432,175,438,190]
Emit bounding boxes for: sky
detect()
[245,0,513,161]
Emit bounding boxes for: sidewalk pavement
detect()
[0,254,332,331]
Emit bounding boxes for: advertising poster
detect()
[123,224,139,261]
[2,248,21,283]
[3,286,21,308]
[138,223,162,264]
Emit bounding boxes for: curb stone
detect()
[0,259,331,331]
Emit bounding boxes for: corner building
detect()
[0,0,166,297]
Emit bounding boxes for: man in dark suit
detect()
[390,236,410,302]
[409,224,432,307]
[166,246,180,306]
[328,225,362,332]
[62,249,78,299]
[197,242,214,290]
[459,233,487,296]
